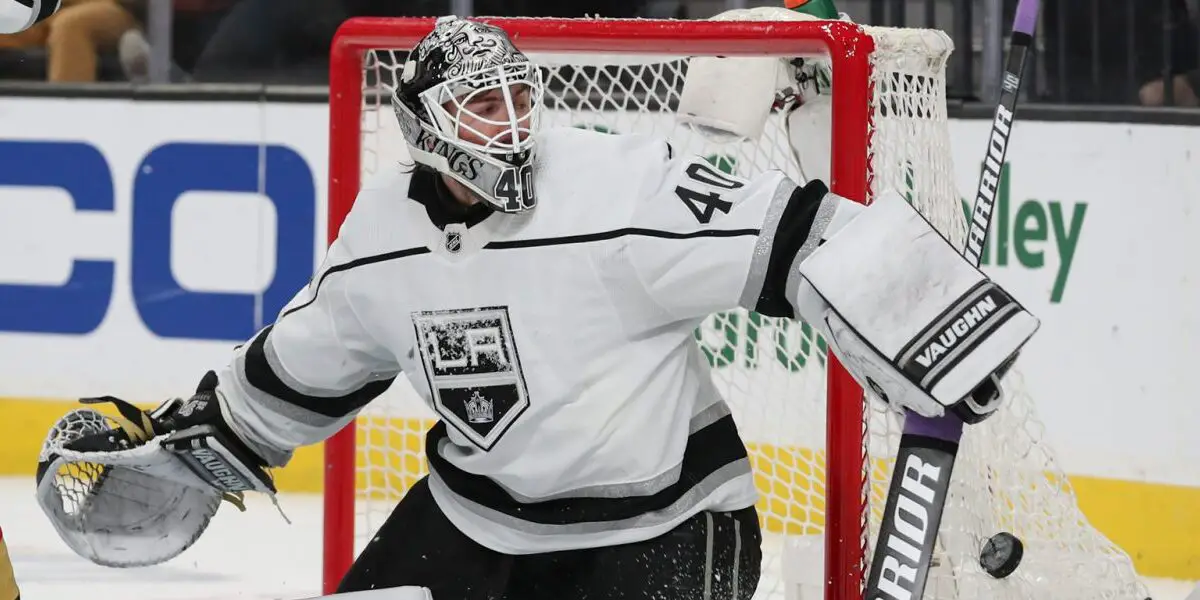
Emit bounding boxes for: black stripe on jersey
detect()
[282,229,753,321]
[425,414,749,525]
[240,246,425,418]
[242,325,395,418]
[485,227,760,250]
[751,180,830,318]
[278,246,431,320]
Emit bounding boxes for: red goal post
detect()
[325,15,877,600]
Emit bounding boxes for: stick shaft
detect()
[863,2,1040,598]
[963,26,1036,268]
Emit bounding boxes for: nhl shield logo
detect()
[444,230,462,253]
[412,306,530,450]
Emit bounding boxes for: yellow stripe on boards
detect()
[5,397,100,470]
[1071,475,1200,579]
[2,399,1195,579]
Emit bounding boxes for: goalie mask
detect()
[393,16,543,213]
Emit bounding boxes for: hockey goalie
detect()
[34,15,1038,600]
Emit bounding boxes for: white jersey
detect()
[215,127,840,554]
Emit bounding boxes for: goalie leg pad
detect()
[677,6,838,142]
[677,52,782,141]
[791,191,1040,418]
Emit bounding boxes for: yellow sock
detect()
[0,528,18,600]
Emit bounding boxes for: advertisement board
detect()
[0,96,1196,577]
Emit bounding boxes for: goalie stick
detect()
[863,1,1041,598]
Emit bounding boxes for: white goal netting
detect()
[335,18,1148,600]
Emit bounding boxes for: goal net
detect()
[323,16,1148,600]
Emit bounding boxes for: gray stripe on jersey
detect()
[784,193,841,318]
[232,349,349,436]
[262,329,382,398]
[738,179,797,309]
[215,383,296,468]
[451,401,736,505]
[428,458,754,538]
[689,400,732,435]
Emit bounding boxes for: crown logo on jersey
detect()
[465,391,493,424]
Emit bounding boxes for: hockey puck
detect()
[979,532,1023,578]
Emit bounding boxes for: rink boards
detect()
[0,96,1197,578]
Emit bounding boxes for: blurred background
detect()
[0,0,1197,107]
[0,2,1198,599]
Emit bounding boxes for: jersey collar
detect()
[408,166,495,231]
[407,166,532,260]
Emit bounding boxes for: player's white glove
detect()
[35,371,276,567]
[793,191,1039,423]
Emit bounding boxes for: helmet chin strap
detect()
[394,100,536,213]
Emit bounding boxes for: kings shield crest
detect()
[412,306,530,450]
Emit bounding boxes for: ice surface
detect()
[3,477,321,600]
[0,477,1191,600]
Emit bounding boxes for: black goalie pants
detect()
[336,477,763,600]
